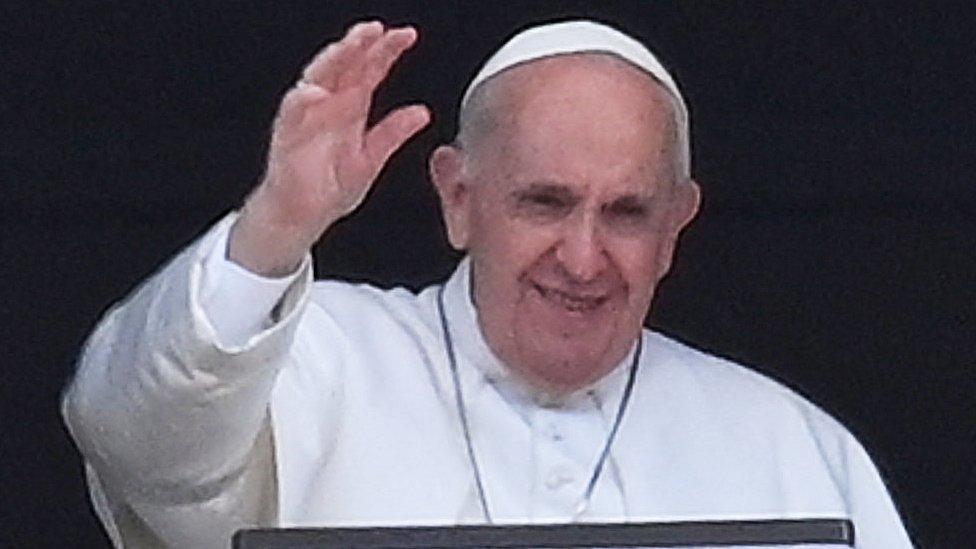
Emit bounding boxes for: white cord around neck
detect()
[436,285,641,523]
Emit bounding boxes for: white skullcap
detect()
[460,19,691,177]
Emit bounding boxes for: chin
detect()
[515,333,621,391]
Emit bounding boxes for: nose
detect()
[554,213,607,282]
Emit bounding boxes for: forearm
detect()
[62,215,310,501]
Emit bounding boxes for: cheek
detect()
[474,212,558,271]
[613,237,667,300]
[468,217,549,306]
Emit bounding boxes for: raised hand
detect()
[229,21,431,276]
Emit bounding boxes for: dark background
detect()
[2,1,973,546]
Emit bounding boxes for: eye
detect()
[511,188,575,220]
[602,197,654,233]
[607,202,647,217]
[527,193,569,208]
[604,197,649,219]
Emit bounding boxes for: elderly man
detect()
[63,19,912,548]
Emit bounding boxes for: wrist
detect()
[227,210,311,278]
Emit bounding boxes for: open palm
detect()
[232,21,430,275]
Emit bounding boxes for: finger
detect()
[303,21,384,90]
[302,21,382,89]
[360,26,419,91]
[274,82,329,137]
[363,104,431,171]
[301,43,344,89]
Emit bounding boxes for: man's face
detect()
[434,55,699,394]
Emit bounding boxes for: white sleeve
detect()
[62,212,312,548]
[199,219,309,349]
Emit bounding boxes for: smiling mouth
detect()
[532,283,609,313]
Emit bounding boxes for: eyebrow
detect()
[509,182,579,201]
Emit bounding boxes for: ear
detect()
[670,178,701,233]
[655,178,701,279]
[429,144,473,250]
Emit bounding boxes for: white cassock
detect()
[62,214,913,548]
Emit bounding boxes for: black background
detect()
[2,2,973,547]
